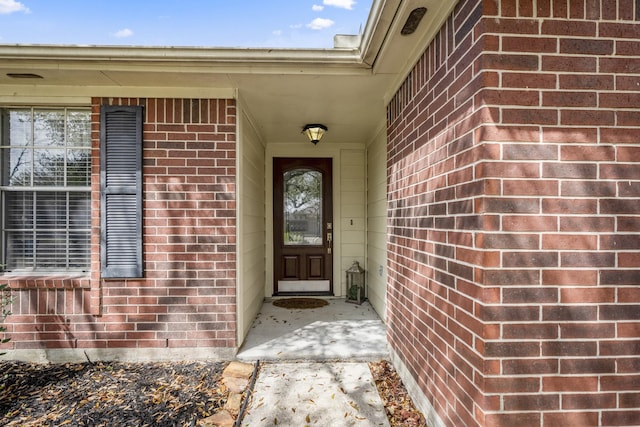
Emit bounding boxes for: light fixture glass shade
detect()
[303,124,327,144]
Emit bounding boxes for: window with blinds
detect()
[0,108,91,272]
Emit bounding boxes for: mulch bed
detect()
[272,298,329,309]
[0,360,228,427]
[370,360,427,427]
[0,359,424,427]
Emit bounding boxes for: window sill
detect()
[0,274,90,290]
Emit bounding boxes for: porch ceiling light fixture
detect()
[302,124,327,145]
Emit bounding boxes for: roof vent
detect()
[7,73,44,79]
[401,7,427,35]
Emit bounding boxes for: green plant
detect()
[347,284,365,302]
[0,283,12,355]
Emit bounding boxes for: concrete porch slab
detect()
[236,298,389,362]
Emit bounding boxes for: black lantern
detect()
[346,261,366,304]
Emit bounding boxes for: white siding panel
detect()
[238,111,266,344]
[366,130,387,321]
[340,149,366,294]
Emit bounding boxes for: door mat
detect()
[272,298,329,309]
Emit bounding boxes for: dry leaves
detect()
[1,359,426,427]
[369,360,427,427]
[0,360,228,427]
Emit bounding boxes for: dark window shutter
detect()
[100,106,143,278]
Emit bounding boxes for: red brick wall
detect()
[387,1,640,426]
[1,97,237,355]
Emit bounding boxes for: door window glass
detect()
[283,168,322,245]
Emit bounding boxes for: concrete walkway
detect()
[236,298,390,426]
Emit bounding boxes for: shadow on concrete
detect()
[236,298,388,361]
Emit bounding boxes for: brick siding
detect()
[387,1,640,426]
[1,97,237,354]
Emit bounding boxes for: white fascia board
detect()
[0,44,365,67]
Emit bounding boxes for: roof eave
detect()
[0,0,401,71]
[0,44,365,66]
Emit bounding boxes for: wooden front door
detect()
[273,158,333,294]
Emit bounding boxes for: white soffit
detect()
[372,0,461,100]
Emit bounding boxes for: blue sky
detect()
[0,0,373,48]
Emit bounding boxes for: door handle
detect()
[327,232,332,243]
